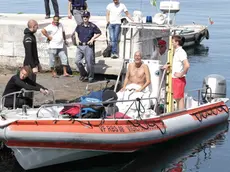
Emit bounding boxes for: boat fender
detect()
[204,29,209,40]
[194,33,202,44]
[181,36,185,46]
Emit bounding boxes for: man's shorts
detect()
[172,77,186,99]
[49,48,68,68]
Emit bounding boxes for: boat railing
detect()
[0,89,55,111]
[36,96,158,119]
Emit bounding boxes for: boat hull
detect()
[0,101,228,170]
[172,24,209,47]
[12,147,107,170]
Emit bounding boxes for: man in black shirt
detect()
[2,66,49,109]
[23,19,41,82]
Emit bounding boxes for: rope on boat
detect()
[127,118,166,135]
[122,97,145,119]
[193,105,229,122]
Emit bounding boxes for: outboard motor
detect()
[201,74,226,103]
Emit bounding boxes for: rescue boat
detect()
[0,21,228,171]
[0,90,228,170]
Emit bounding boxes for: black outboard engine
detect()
[201,74,226,103]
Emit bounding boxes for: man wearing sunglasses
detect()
[74,11,101,83]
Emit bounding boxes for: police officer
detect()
[68,0,88,24]
[75,11,101,83]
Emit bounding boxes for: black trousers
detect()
[44,0,59,16]
[4,97,32,109]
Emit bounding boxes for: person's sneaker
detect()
[79,76,88,82]
[45,15,50,19]
[111,53,118,59]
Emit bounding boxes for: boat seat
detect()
[184,94,199,109]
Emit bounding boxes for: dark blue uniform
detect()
[75,19,101,83]
[69,0,87,24]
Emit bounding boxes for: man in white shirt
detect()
[41,16,71,77]
[106,0,133,59]
[171,35,190,110]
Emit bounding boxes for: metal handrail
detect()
[114,59,125,92]
[1,90,23,110]
[36,96,158,118]
[0,89,55,111]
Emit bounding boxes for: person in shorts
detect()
[171,35,190,110]
[41,16,72,77]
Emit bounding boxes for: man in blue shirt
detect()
[68,0,87,24]
[74,11,101,83]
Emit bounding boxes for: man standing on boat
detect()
[41,16,72,78]
[171,35,190,110]
[2,66,49,109]
[74,11,101,83]
[23,19,41,82]
[106,0,133,59]
[68,0,87,24]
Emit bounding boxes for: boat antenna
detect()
[140,0,143,11]
[167,0,172,25]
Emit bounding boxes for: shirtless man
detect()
[121,51,151,92]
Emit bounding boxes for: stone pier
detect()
[0,13,123,75]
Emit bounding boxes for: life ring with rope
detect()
[204,29,209,39]
[194,33,203,44]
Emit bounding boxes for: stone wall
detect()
[0,14,108,70]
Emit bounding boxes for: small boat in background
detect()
[172,24,209,47]
[150,1,210,47]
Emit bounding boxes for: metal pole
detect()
[114,59,124,92]
[129,28,133,59]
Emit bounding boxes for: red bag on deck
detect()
[60,104,82,117]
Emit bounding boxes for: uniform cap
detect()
[82,11,90,17]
